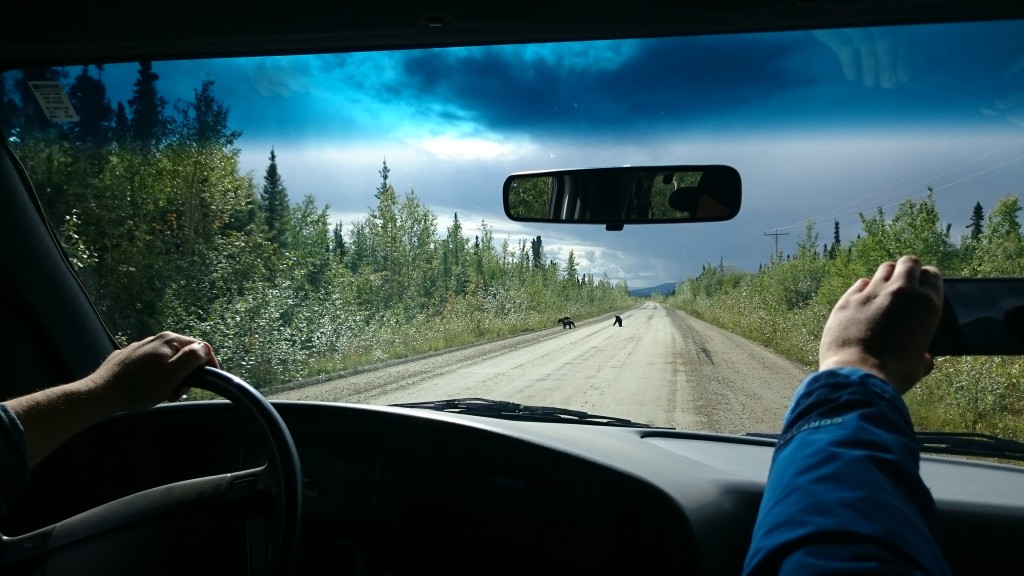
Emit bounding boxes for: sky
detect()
[93,19,1024,288]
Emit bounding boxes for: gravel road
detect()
[270,303,812,434]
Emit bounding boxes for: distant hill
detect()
[630,282,678,297]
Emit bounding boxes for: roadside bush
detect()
[670,195,1024,441]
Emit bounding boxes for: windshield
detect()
[2,19,1023,438]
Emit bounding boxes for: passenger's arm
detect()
[743,368,950,575]
[743,255,951,575]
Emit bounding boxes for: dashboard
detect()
[3,401,1024,575]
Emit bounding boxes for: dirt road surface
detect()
[270,303,812,434]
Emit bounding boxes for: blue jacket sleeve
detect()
[0,403,30,518]
[742,368,951,575]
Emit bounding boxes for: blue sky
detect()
[95,19,1024,287]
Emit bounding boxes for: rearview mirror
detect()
[503,165,741,230]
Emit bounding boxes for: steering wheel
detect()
[0,366,303,575]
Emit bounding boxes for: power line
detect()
[770,135,1024,233]
[846,151,1024,225]
[764,229,789,261]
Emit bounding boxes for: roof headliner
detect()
[4,0,1024,70]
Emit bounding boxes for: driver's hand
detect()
[819,255,943,394]
[85,331,220,412]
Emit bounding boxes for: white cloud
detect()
[412,133,535,161]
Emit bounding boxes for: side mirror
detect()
[503,165,741,230]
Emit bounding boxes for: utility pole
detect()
[764,229,789,262]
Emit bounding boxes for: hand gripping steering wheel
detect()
[0,366,303,575]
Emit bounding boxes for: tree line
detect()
[1,63,633,388]
[670,190,1024,440]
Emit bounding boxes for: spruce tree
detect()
[128,61,168,152]
[67,65,113,147]
[261,148,291,249]
[444,212,468,294]
[369,158,400,277]
[376,157,391,200]
[967,201,984,242]
[530,235,544,269]
[332,221,347,263]
[113,102,131,144]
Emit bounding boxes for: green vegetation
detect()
[3,65,632,389]
[669,192,1024,440]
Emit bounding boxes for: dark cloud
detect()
[391,34,814,136]
[374,20,1024,138]
[73,18,1024,147]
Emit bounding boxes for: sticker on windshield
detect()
[28,81,79,122]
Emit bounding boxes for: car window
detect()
[2,19,1023,440]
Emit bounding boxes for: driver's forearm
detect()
[5,380,119,468]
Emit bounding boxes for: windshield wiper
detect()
[744,431,1024,463]
[915,431,1024,463]
[390,397,666,428]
